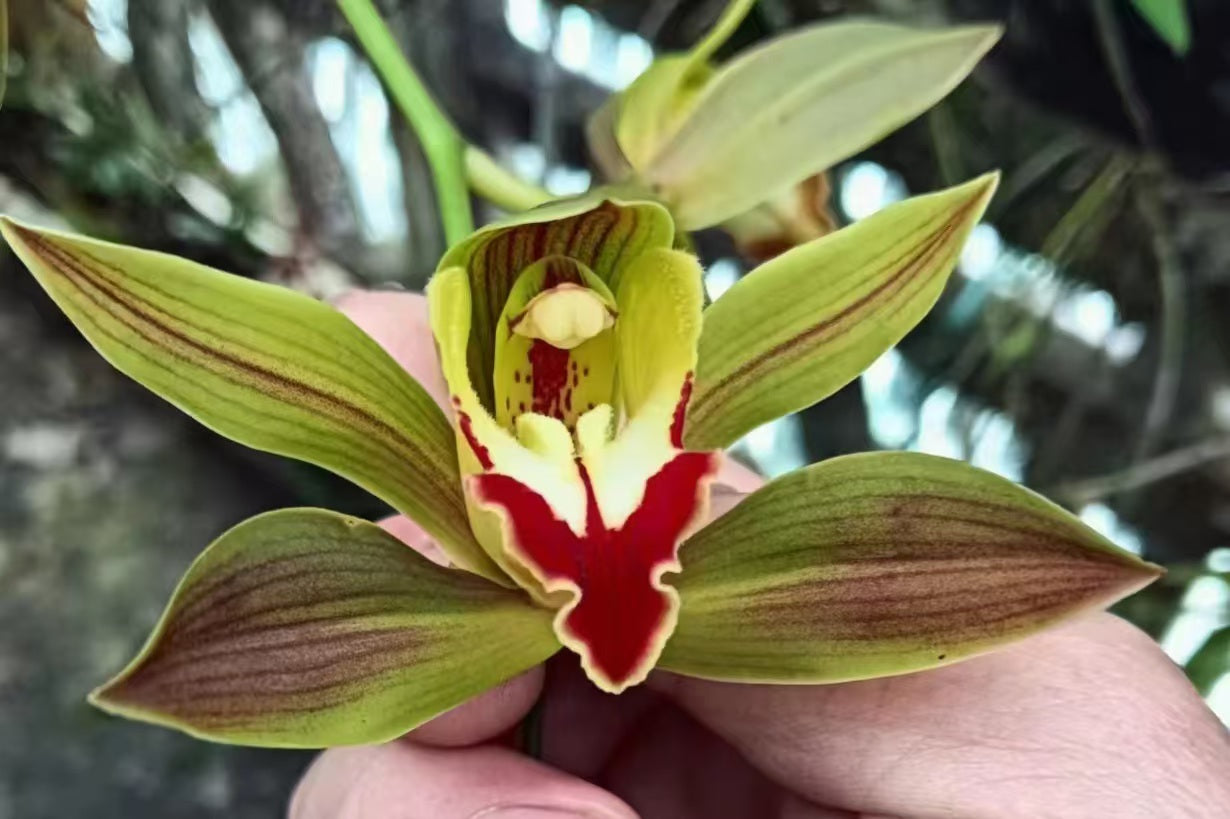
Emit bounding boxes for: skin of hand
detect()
[289,291,1230,819]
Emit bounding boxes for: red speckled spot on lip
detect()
[472,450,717,689]
[529,339,572,420]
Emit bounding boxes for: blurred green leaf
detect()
[1129,0,1192,55]
[1,0,8,109]
[645,21,1002,228]
[1186,626,1230,696]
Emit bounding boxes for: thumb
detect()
[290,741,638,819]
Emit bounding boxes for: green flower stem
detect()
[338,0,473,245]
[464,146,553,212]
[690,0,758,65]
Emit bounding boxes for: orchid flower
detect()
[587,1,1000,259]
[0,4,1162,749]
[0,171,1160,747]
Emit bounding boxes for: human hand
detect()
[290,292,1230,819]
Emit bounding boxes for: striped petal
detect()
[91,509,559,747]
[0,218,500,580]
[438,191,674,410]
[686,173,997,450]
[661,452,1162,683]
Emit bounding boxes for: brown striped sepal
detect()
[91,509,560,747]
[437,190,673,410]
[660,452,1161,683]
[685,173,998,451]
[0,218,503,582]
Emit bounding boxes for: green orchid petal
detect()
[686,173,997,451]
[91,508,559,747]
[614,247,704,431]
[645,21,1002,229]
[661,452,1162,683]
[438,191,674,410]
[0,217,500,580]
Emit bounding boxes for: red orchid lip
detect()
[471,450,719,692]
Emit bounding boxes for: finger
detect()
[715,454,763,493]
[335,290,451,411]
[597,702,781,819]
[653,613,1230,818]
[541,656,662,779]
[290,742,638,819]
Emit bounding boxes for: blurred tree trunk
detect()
[207,0,367,270]
[128,0,211,144]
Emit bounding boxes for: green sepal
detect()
[91,508,559,747]
[0,217,501,580]
[685,173,998,451]
[661,452,1162,683]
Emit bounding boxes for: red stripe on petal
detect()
[472,452,716,690]
[670,371,695,448]
[453,403,494,470]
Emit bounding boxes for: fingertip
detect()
[291,740,637,819]
[334,289,451,410]
[409,666,546,747]
[377,514,450,566]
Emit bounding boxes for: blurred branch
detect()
[1049,435,1230,506]
[127,0,210,143]
[208,0,366,267]
[1039,153,1131,263]
[1092,0,1157,151]
[1133,184,1185,462]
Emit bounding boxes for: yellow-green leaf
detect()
[0,218,501,580]
[645,21,1002,228]
[685,173,997,451]
[92,508,559,747]
[1129,0,1191,56]
[661,452,1161,683]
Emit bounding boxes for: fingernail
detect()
[469,805,607,818]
